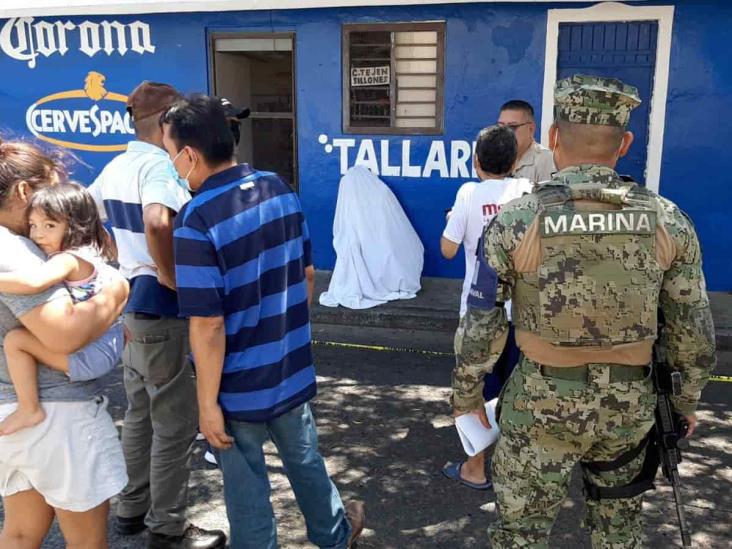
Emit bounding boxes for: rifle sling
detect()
[584,435,649,473]
[583,432,660,501]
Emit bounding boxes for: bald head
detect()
[550,120,633,170]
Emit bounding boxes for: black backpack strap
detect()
[534,183,571,209]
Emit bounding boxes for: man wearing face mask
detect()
[88,81,226,548]
[163,94,365,549]
[452,75,715,547]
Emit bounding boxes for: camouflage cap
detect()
[554,74,641,127]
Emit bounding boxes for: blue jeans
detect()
[218,403,351,548]
[482,323,520,401]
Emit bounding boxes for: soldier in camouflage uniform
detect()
[451,74,716,548]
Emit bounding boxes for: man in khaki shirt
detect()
[498,100,555,182]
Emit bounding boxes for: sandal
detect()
[441,460,492,491]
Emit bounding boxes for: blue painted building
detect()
[1,1,729,289]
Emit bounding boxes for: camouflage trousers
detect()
[489,357,657,548]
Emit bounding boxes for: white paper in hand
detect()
[455,398,500,456]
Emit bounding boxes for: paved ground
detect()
[1,326,730,548]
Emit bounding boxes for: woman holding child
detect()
[0,141,129,548]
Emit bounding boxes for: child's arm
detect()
[0,253,80,294]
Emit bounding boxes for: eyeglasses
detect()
[497,122,531,131]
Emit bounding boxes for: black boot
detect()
[116,513,147,536]
[147,525,227,549]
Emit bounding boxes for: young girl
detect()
[0,182,124,435]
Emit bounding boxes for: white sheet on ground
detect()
[319,166,424,309]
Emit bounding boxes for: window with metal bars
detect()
[342,22,445,135]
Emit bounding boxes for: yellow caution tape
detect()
[312,340,732,383]
[312,340,451,357]
[710,375,732,383]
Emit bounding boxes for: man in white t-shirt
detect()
[440,125,530,490]
[442,127,533,317]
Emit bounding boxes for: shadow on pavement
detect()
[0,346,729,548]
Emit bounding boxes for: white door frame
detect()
[540,2,674,193]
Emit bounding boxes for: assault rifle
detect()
[652,340,692,547]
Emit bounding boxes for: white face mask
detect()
[172,148,197,192]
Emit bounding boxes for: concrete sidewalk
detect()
[311,271,732,350]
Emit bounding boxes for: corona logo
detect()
[25,71,134,152]
[1,17,155,69]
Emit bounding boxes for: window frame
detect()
[342,21,445,135]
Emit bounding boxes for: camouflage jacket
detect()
[451,164,716,415]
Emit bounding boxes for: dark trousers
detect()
[482,323,520,401]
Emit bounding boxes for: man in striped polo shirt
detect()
[163,95,364,548]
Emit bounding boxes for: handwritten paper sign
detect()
[351,66,390,87]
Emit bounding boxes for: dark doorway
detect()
[212,34,297,190]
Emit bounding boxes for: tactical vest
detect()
[512,179,664,347]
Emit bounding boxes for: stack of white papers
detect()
[455,398,500,456]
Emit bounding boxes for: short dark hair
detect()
[500,99,535,121]
[475,125,518,176]
[160,94,234,166]
[555,120,625,157]
[29,182,114,260]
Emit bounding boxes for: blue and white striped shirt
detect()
[174,164,315,422]
[89,140,190,316]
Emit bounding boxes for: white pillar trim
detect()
[541,2,674,193]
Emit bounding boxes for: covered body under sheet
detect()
[319,166,424,309]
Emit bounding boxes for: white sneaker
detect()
[204,450,217,465]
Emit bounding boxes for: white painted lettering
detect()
[0,17,155,68]
[129,20,156,54]
[51,110,64,132]
[124,112,134,133]
[422,141,449,178]
[0,17,38,68]
[90,104,103,137]
[40,110,53,132]
[78,111,91,133]
[79,21,101,57]
[380,140,400,177]
[101,20,128,56]
[637,213,652,232]
[616,212,632,231]
[355,139,379,174]
[34,21,58,58]
[545,215,567,234]
[111,111,127,134]
[588,213,605,232]
[569,214,587,232]
[332,138,356,175]
[63,110,79,132]
[30,109,42,132]
[401,140,421,178]
[99,109,113,131]
[449,140,471,179]
[54,21,75,56]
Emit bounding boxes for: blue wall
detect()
[0,1,729,289]
[659,1,732,291]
